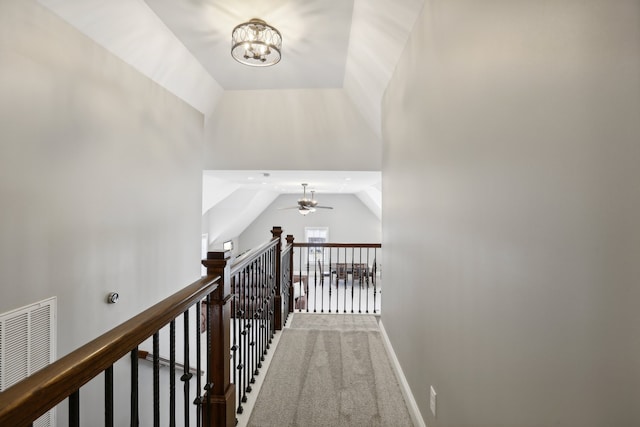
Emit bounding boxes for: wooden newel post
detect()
[271,226,284,330]
[286,234,295,314]
[201,251,236,427]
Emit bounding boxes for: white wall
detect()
[343,0,424,136]
[202,188,279,250]
[382,1,640,426]
[0,0,204,423]
[204,89,382,171]
[238,194,381,252]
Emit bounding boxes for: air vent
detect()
[0,297,56,426]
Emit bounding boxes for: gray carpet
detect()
[247,314,413,427]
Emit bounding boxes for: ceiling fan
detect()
[280,183,334,215]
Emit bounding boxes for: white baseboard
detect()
[379,320,427,427]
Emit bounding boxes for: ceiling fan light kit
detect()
[278,183,334,215]
[231,18,282,67]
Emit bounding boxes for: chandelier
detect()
[231,18,282,67]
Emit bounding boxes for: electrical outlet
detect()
[430,386,437,417]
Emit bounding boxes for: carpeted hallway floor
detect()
[246,314,413,427]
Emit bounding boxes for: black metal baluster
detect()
[244,268,251,398]
[365,248,370,314]
[335,248,340,312]
[270,254,276,343]
[131,348,139,427]
[253,258,258,377]
[328,248,333,313]
[195,301,202,427]
[239,270,247,411]
[244,266,251,396]
[69,390,80,427]
[153,332,160,427]
[286,252,291,318]
[269,247,274,342]
[283,247,287,321]
[257,295,263,371]
[350,247,355,313]
[266,249,273,345]
[231,282,240,414]
[359,247,363,314]
[259,253,266,367]
[267,250,273,357]
[264,258,269,351]
[236,273,243,414]
[271,246,276,340]
[182,310,192,426]
[306,246,311,313]
[313,253,318,313]
[204,295,213,427]
[169,320,176,427]
[259,254,264,368]
[321,248,325,313]
[259,252,266,367]
[245,267,252,397]
[373,248,378,314]
[298,248,303,313]
[105,365,114,427]
[250,263,255,383]
[354,247,358,312]
[264,251,268,343]
[307,246,318,313]
[343,248,348,313]
[253,260,259,382]
[249,263,256,389]
[251,260,258,384]
[269,249,273,345]
[282,253,287,320]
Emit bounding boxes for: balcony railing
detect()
[288,239,382,314]
[0,226,379,427]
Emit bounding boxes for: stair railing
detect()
[0,226,365,427]
[0,273,223,427]
[227,226,288,415]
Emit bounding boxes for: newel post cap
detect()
[202,250,231,275]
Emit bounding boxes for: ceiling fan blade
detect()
[315,206,333,209]
[278,206,300,210]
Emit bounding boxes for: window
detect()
[305,227,329,268]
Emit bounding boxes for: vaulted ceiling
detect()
[37,0,424,243]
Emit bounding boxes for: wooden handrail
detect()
[230,238,279,275]
[281,243,292,256]
[292,243,382,248]
[0,274,220,427]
